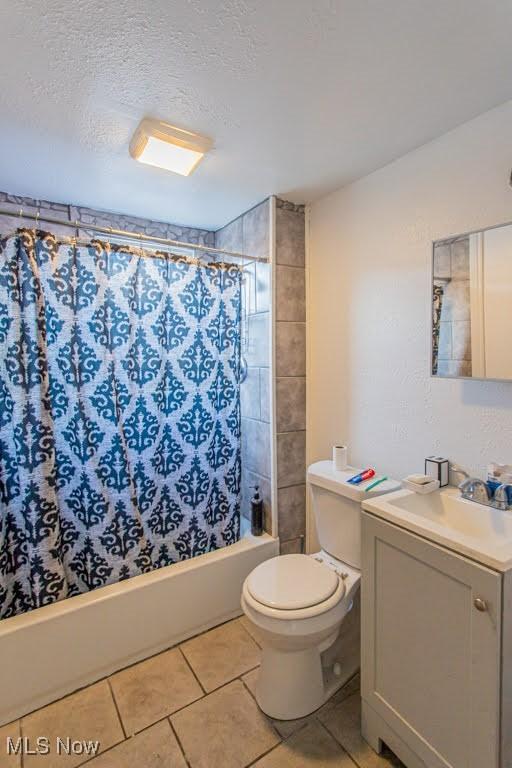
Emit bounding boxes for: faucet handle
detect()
[451,463,470,481]
[459,478,492,503]
[494,484,512,510]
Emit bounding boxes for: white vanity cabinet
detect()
[361,511,512,768]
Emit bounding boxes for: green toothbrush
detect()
[365,476,388,492]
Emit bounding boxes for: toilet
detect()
[241,460,399,720]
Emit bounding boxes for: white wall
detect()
[308,99,512,482]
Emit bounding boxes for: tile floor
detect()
[1,617,405,768]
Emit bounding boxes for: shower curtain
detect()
[0,228,242,619]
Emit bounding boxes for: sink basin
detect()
[363,487,512,571]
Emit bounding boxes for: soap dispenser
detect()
[251,486,263,536]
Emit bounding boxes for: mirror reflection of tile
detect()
[433,236,471,377]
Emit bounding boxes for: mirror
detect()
[432,221,512,381]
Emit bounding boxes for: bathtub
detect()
[2,525,278,725]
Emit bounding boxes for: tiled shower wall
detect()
[215,201,272,533]
[274,200,306,553]
[0,190,214,244]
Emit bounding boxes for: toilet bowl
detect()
[241,461,400,720]
[242,552,360,719]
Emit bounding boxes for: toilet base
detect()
[256,644,325,719]
[254,593,361,720]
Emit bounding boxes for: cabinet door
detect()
[361,513,501,768]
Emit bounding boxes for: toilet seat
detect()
[246,554,339,610]
[243,555,351,621]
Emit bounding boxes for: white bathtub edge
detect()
[3,532,279,725]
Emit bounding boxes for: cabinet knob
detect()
[474,597,487,612]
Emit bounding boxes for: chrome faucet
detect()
[459,477,492,504]
[494,484,512,511]
[459,477,512,510]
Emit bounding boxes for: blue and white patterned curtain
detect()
[0,228,242,619]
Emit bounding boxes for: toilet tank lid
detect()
[307,461,401,501]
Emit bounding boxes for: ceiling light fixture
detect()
[129,118,212,176]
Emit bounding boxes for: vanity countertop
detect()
[362,486,512,572]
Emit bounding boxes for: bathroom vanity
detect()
[361,488,512,768]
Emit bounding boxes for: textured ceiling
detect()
[1,0,512,229]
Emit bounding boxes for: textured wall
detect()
[308,99,512,485]
[215,201,272,533]
[0,191,214,245]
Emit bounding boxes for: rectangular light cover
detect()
[130,118,212,176]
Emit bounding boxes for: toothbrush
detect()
[347,468,375,484]
[365,476,388,492]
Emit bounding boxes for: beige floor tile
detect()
[110,647,203,735]
[241,666,259,696]
[240,615,261,647]
[243,667,309,738]
[180,618,260,692]
[243,668,360,740]
[22,681,124,768]
[321,693,404,768]
[87,720,186,768]
[317,674,361,723]
[0,721,21,768]
[253,721,354,767]
[171,679,279,768]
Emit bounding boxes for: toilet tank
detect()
[307,461,400,569]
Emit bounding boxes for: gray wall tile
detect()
[280,538,303,555]
[452,320,471,360]
[277,431,306,488]
[278,484,306,541]
[451,238,470,279]
[276,322,306,376]
[242,261,257,316]
[276,265,305,322]
[247,313,270,367]
[276,206,305,267]
[437,359,472,377]
[441,280,470,321]
[438,321,452,360]
[260,369,270,423]
[242,417,271,478]
[243,201,269,259]
[0,190,215,245]
[255,262,270,313]
[240,367,260,420]
[276,377,306,432]
[215,216,243,253]
[433,243,451,279]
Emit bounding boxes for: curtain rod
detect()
[0,207,269,264]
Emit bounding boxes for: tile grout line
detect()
[177,646,207,696]
[107,678,127,740]
[19,718,24,768]
[244,741,281,768]
[168,717,192,768]
[237,616,262,648]
[314,719,361,768]
[240,676,281,745]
